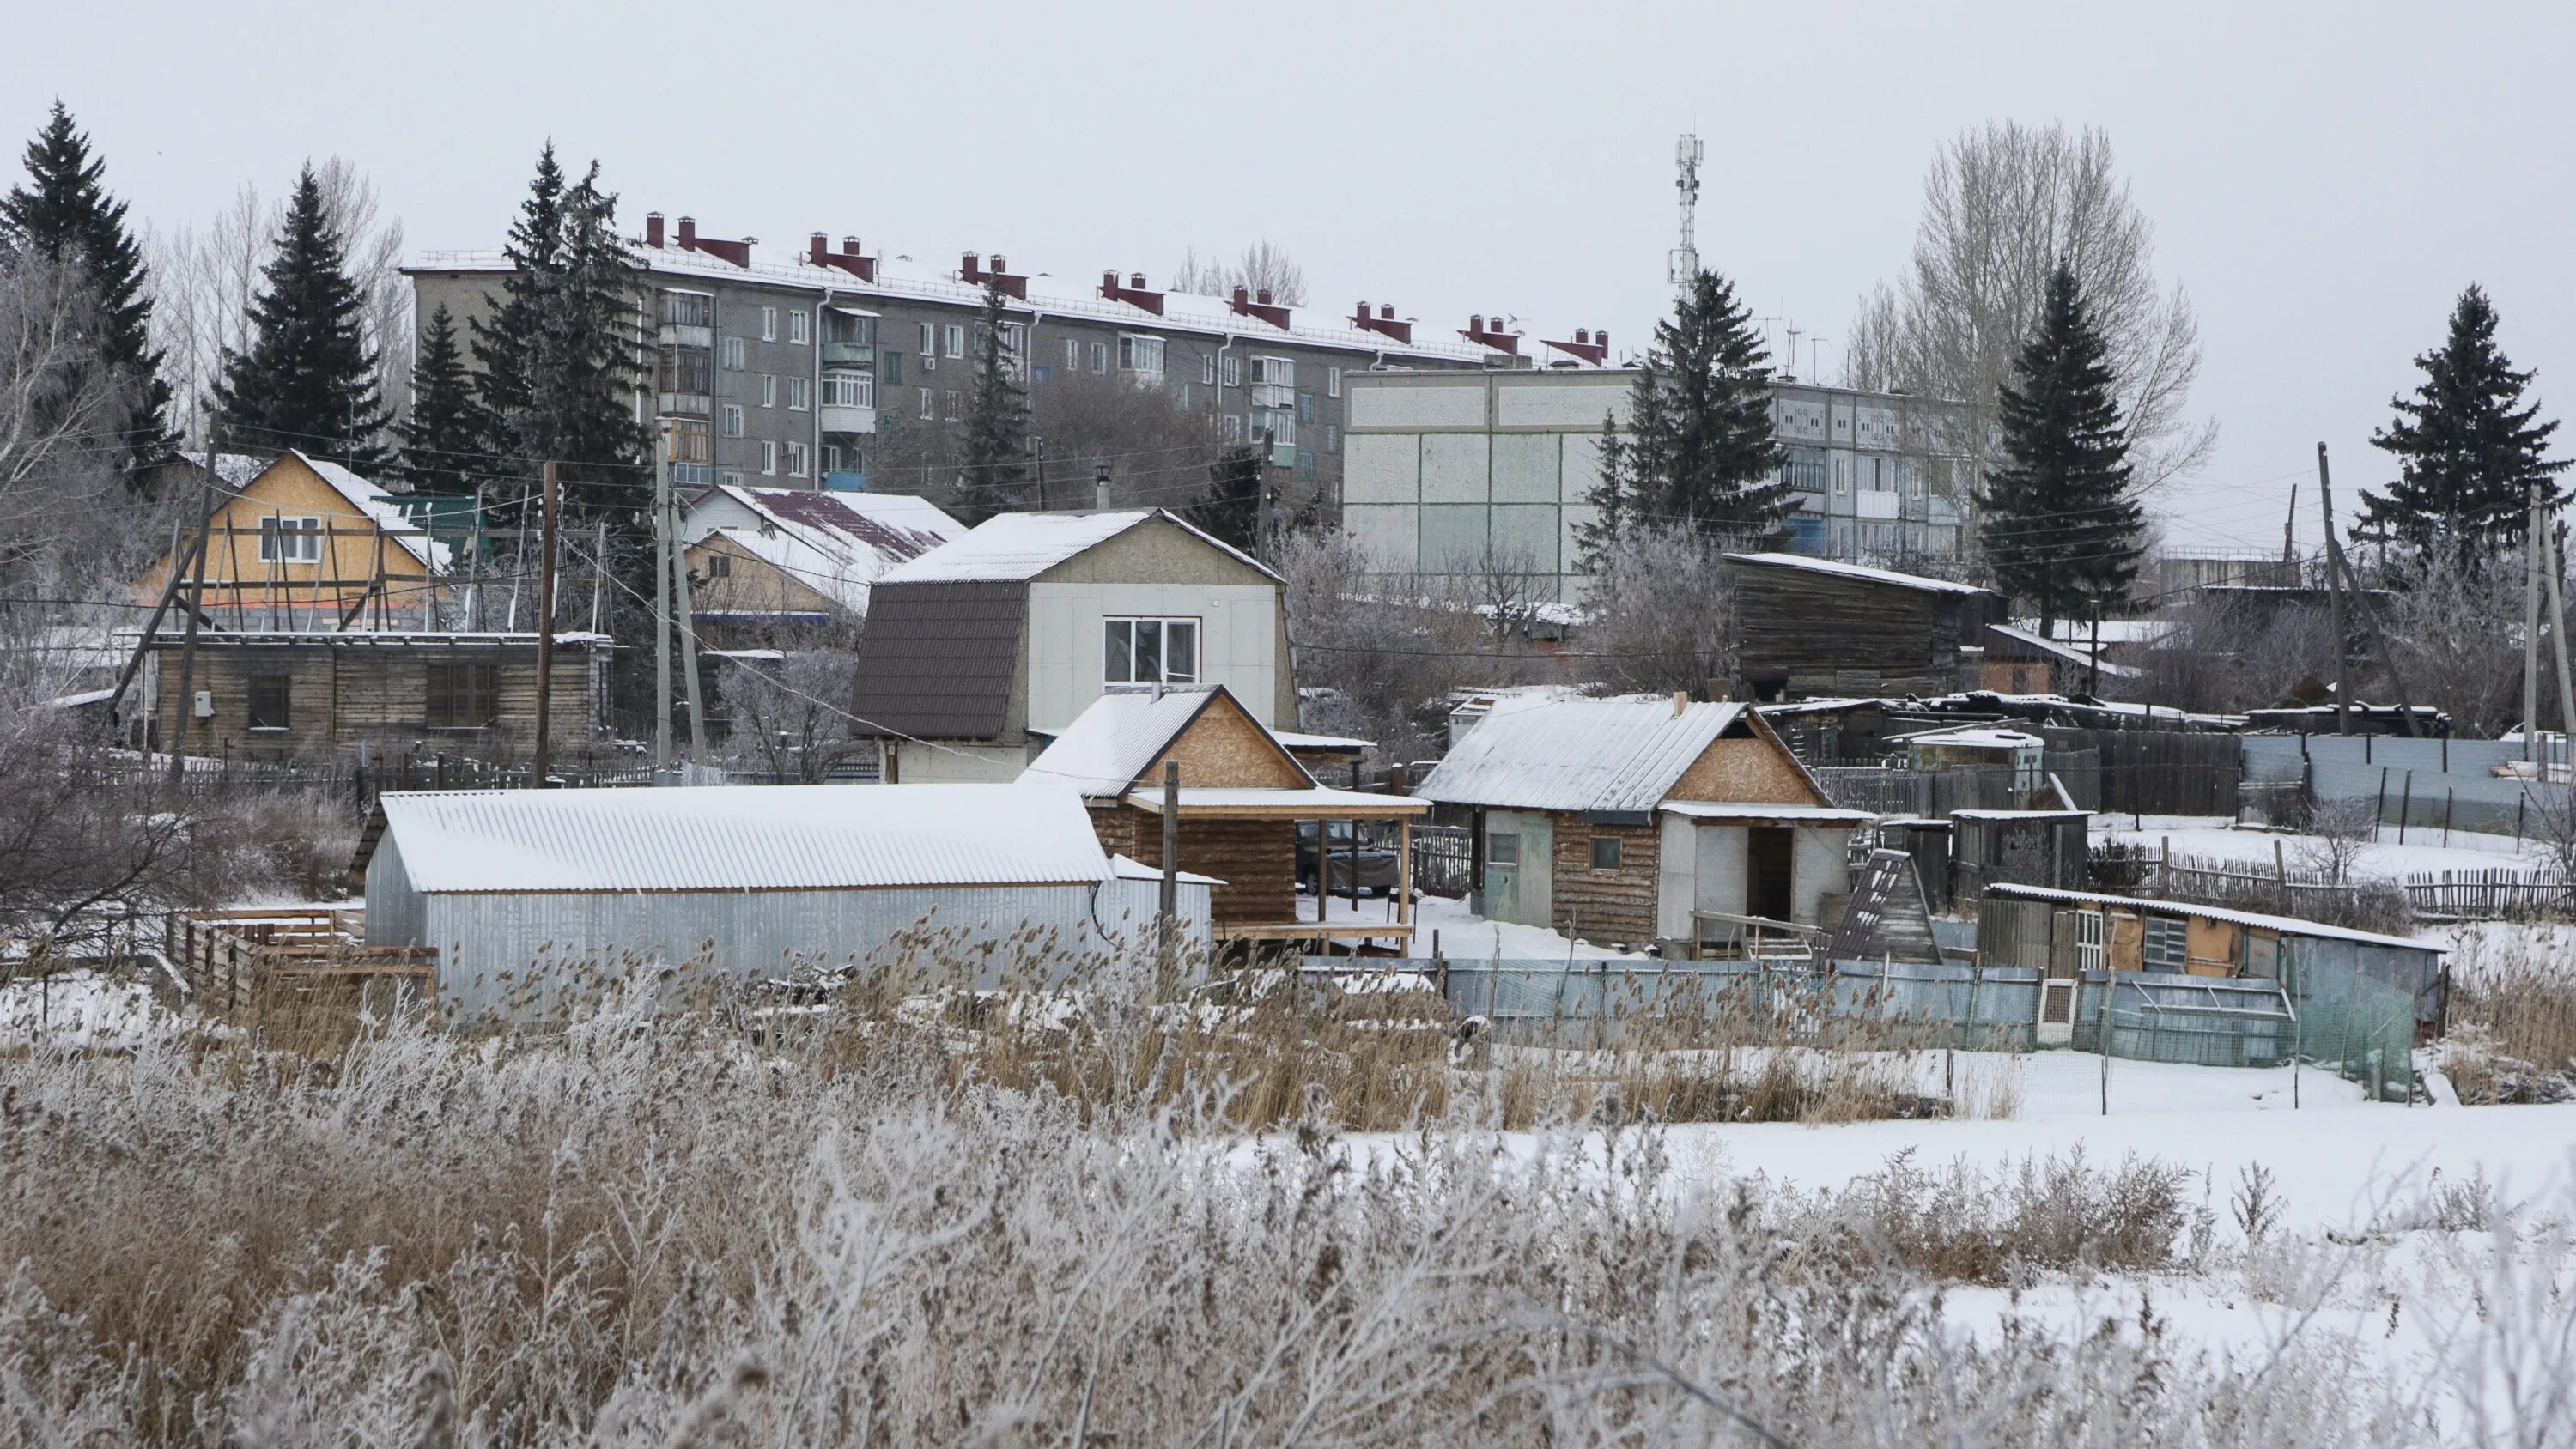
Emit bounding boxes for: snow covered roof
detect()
[1988,623,2142,680]
[1416,699,1752,813]
[1892,724,2046,750]
[2012,617,2179,647]
[1984,883,2444,953]
[1274,730,1373,753]
[881,508,1277,585]
[1121,786,1425,815]
[1724,552,1993,596]
[1021,688,1281,797]
[1659,802,1876,824]
[376,783,1111,894]
[687,485,963,612]
[1108,854,1224,885]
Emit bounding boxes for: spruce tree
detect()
[1620,269,1793,539]
[0,100,170,462]
[1571,409,1633,575]
[1185,444,1264,550]
[215,163,392,469]
[469,148,648,527]
[396,304,492,494]
[956,276,1030,523]
[2354,284,2568,574]
[1980,263,2140,635]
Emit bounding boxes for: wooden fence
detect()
[85,749,651,813]
[2093,846,2571,925]
[168,907,435,1021]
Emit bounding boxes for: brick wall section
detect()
[1548,815,1661,945]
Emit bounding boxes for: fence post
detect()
[2376,767,2390,829]
[2443,788,2455,846]
[2398,772,2413,845]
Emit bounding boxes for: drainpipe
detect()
[1216,333,1236,443]
[814,289,830,486]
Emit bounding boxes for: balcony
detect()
[822,470,869,493]
[658,391,712,418]
[1249,382,1293,409]
[820,341,874,367]
[1269,439,1297,468]
[818,403,877,435]
[658,322,713,349]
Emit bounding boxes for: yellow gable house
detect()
[136,452,449,628]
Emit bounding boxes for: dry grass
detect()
[2440,927,2576,1104]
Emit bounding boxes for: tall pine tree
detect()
[2353,284,2568,574]
[1619,269,1793,539]
[0,100,170,463]
[1184,444,1265,551]
[396,304,492,494]
[956,276,1030,523]
[1980,263,2140,634]
[469,148,648,526]
[215,163,392,469]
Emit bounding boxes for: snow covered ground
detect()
[0,971,172,1051]
[1298,890,1650,959]
[2094,813,2548,877]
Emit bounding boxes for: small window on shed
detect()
[246,674,291,731]
[425,663,498,730]
[2142,916,2190,973]
[1488,832,1520,865]
[1589,836,1622,871]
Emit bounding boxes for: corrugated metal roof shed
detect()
[1415,699,1747,813]
[881,508,1276,584]
[375,782,1109,894]
[1983,882,2444,952]
[848,580,1028,738]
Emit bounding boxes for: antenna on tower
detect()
[1667,133,1703,287]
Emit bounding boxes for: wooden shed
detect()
[1723,553,2006,700]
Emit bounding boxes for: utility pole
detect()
[1160,759,1181,968]
[2281,482,2299,567]
[2318,443,2348,737]
[653,423,671,772]
[169,409,220,781]
[671,467,708,767]
[532,461,558,786]
[2543,509,2576,751]
[2528,480,2544,761]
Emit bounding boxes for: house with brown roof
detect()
[681,484,963,646]
[851,509,1297,783]
[1415,695,1873,952]
[1024,684,1425,949]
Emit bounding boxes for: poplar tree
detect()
[1980,262,2139,634]
[1619,269,1793,539]
[395,304,492,494]
[956,276,1030,523]
[0,100,169,462]
[2354,284,2568,575]
[215,163,391,469]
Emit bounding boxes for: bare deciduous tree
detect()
[718,651,871,784]
[1844,122,2215,498]
[1278,530,1485,761]
[2374,548,2537,737]
[1579,524,1740,697]
[1169,240,1307,306]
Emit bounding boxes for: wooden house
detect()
[681,484,963,647]
[1723,553,2005,700]
[1976,882,2447,1045]
[134,452,451,628]
[1415,695,1874,950]
[852,509,1297,783]
[136,629,610,761]
[1022,685,1425,949]
[1978,623,2141,695]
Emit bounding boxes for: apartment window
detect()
[257,515,323,564]
[659,346,713,396]
[1327,366,1342,398]
[1297,447,1315,479]
[942,390,962,421]
[761,374,778,408]
[246,674,291,731]
[1251,355,1294,386]
[1103,617,1199,687]
[1254,408,1296,448]
[760,306,779,342]
[1033,365,1054,385]
[919,388,935,420]
[720,470,744,488]
[760,440,778,476]
[1487,832,1520,865]
[880,349,904,385]
[720,404,744,438]
[1066,337,1082,371]
[787,310,809,344]
[943,324,965,359]
[661,290,712,327]
[423,663,498,730]
[1090,342,1109,373]
[668,419,712,484]
[919,323,938,371]
[1220,413,1244,443]
[787,375,811,411]
[1202,353,1217,386]
[1220,355,1241,387]
[1175,382,1190,408]
[820,444,841,473]
[786,441,810,477]
[822,371,874,409]
[720,336,744,370]
[1589,836,1623,871]
[1326,424,1339,452]
[1297,391,1315,424]
[1117,334,1165,378]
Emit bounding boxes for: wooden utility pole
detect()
[169,413,221,780]
[671,475,708,767]
[1160,759,1181,968]
[2543,511,2576,748]
[110,514,209,738]
[2528,480,2546,761]
[2282,482,2300,566]
[2318,444,2348,737]
[532,460,559,785]
[653,424,671,772]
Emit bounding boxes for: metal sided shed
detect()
[365,782,1210,1018]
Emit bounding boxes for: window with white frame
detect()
[1326,423,1339,452]
[943,324,965,359]
[1202,353,1217,386]
[822,371,874,409]
[761,374,778,408]
[1117,334,1165,378]
[1089,341,1109,373]
[919,388,935,420]
[942,390,962,421]
[760,440,778,475]
[1327,366,1341,398]
[662,290,714,328]
[1251,355,1293,386]
[786,441,809,477]
[1103,617,1199,687]
[919,323,938,371]
[1066,337,1081,371]
[787,310,809,344]
[820,444,841,473]
[760,307,779,342]
[720,404,744,437]
[720,470,744,488]
[1254,408,1296,448]
[720,336,744,370]
[1220,413,1244,443]
[258,515,323,563]
[2075,909,2106,972]
[787,375,811,410]
[1220,354,1241,387]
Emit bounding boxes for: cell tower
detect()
[1666,132,1704,287]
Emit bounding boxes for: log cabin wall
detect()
[1728,563,2002,698]
[151,642,602,761]
[1125,815,1297,926]
[1547,814,1660,945]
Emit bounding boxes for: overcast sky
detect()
[11,1,2571,550]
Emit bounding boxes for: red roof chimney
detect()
[1102,270,1164,315]
[645,212,665,248]
[1352,301,1413,344]
[676,215,697,248]
[962,251,981,280]
[1233,285,1250,308]
[992,253,1007,275]
[816,234,874,282]
[1230,285,1291,329]
[1130,272,1146,290]
[1574,328,1589,344]
[809,232,828,264]
[1255,288,1273,306]
[1379,304,1394,321]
